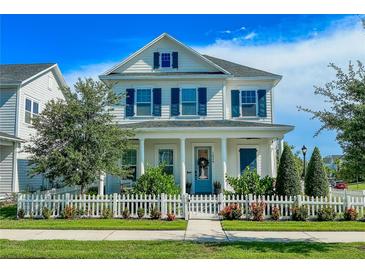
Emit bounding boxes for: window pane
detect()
[25,111,31,124]
[242,104,257,116]
[159,149,173,165]
[242,90,256,104]
[161,53,171,67]
[136,89,151,103]
[182,103,196,115]
[136,103,151,116]
[182,89,196,102]
[33,102,39,114]
[163,166,174,175]
[25,99,32,112]
[122,149,137,165]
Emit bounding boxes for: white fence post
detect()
[16,193,21,218]
[65,193,70,208]
[183,194,189,220]
[112,193,118,217]
[297,195,302,207]
[160,193,166,218]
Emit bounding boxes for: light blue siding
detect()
[0,145,14,192]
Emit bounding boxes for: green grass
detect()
[0,205,187,230]
[348,182,365,191]
[222,220,365,231]
[0,240,364,258]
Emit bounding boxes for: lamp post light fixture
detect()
[301,145,307,178]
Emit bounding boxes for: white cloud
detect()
[243,31,257,40]
[63,61,117,88]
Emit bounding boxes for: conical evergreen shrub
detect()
[304,147,329,197]
[276,144,301,196]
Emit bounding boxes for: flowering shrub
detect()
[344,208,358,221]
[166,213,176,221]
[122,208,130,219]
[42,207,52,219]
[271,206,280,221]
[291,205,308,221]
[251,201,265,221]
[219,203,242,220]
[150,207,161,219]
[102,208,113,219]
[62,205,76,219]
[317,207,336,221]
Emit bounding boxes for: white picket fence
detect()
[329,188,365,198]
[17,193,365,220]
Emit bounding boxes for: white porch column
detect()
[180,138,186,194]
[279,138,284,156]
[221,137,227,190]
[139,138,145,175]
[268,140,275,177]
[12,143,19,193]
[98,172,105,195]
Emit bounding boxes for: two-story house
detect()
[99,33,293,195]
[0,63,66,196]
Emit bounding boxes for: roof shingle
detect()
[0,63,55,84]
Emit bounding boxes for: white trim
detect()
[101,33,231,76]
[154,144,177,179]
[21,64,67,88]
[23,96,40,125]
[240,89,258,118]
[159,51,172,69]
[236,145,261,177]
[99,74,228,80]
[135,88,153,117]
[191,142,215,194]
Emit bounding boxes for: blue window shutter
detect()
[153,52,160,69]
[198,87,207,116]
[152,88,162,116]
[171,88,180,116]
[231,90,240,117]
[125,88,135,117]
[239,148,257,174]
[172,52,178,68]
[258,89,267,117]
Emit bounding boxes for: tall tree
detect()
[298,62,365,182]
[276,144,301,196]
[25,78,134,193]
[304,147,329,197]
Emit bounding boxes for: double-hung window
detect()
[25,98,39,124]
[181,88,197,115]
[161,53,171,68]
[122,149,137,181]
[241,90,257,117]
[136,89,152,116]
[158,149,174,175]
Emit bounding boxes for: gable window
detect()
[161,53,171,68]
[136,89,152,116]
[181,88,197,115]
[241,90,257,117]
[158,149,174,175]
[25,98,39,124]
[122,149,137,181]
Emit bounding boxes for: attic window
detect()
[161,53,171,68]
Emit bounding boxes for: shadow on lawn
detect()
[0,205,17,220]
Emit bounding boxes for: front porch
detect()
[102,120,292,195]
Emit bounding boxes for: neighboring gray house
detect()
[0,63,66,195]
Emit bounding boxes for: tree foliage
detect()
[304,147,329,197]
[298,61,365,182]
[276,144,301,196]
[24,78,133,193]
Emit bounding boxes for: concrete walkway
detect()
[0,220,364,242]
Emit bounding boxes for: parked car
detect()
[334,181,348,189]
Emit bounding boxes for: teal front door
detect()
[194,146,212,194]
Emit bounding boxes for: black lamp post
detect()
[301,145,307,179]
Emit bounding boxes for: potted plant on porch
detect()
[213,181,221,195]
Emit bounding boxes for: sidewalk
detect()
[0,220,364,242]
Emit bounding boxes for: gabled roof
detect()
[102,33,230,76]
[203,55,282,78]
[119,120,293,130]
[0,63,67,87]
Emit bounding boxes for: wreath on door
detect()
[198,157,209,168]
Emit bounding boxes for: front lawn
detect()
[0,205,187,230]
[0,240,364,259]
[348,182,365,191]
[222,220,365,231]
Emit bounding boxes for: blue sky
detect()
[1,14,364,157]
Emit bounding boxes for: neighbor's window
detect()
[25,98,39,124]
[136,89,152,116]
[122,149,137,181]
[181,88,197,115]
[161,53,171,68]
[158,149,174,175]
[241,90,257,117]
